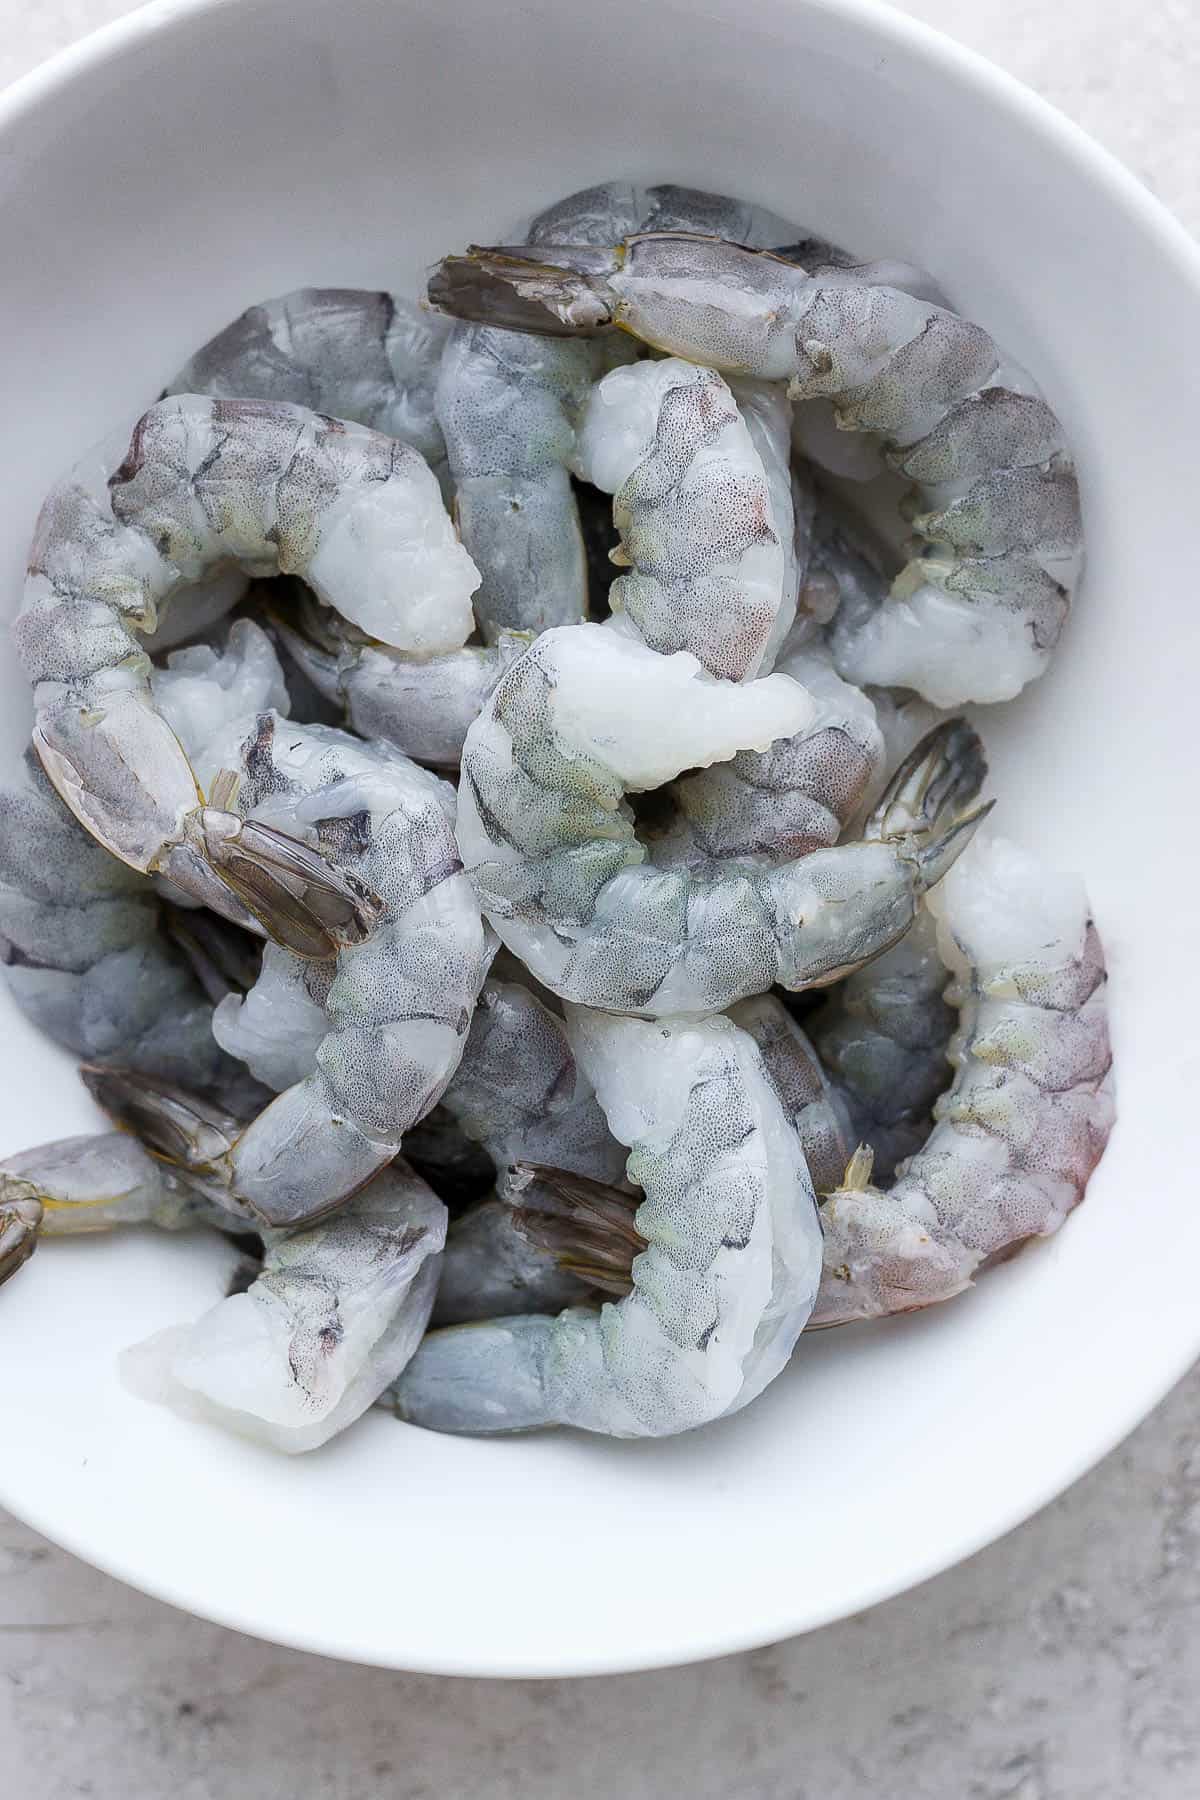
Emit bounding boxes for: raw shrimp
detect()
[647,632,885,868]
[17,394,477,947]
[270,588,530,770]
[431,977,627,1325]
[570,358,791,681]
[124,640,493,1226]
[457,623,988,1015]
[124,1159,446,1452]
[0,1195,41,1288]
[807,906,957,1184]
[429,232,1082,705]
[390,1004,822,1436]
[812,836,1113,1325]
[165,288,450,470]
[0,746,260,1108]
[0,1128,249,1251]
[436,181,801,642]
[800,705,987,1180]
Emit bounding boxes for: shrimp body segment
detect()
[391,1007,822,1436]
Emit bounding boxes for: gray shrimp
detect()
[165,287,451,471]
[431,977,628,1326]
[456,623,988,1016]
[0,745,261,1110]
[269,586,531,770]
[435,181,801,644]
[806,905,957,1184]
[137,642,493,1225]
[389,1004,822,1437]
[812,835,1113,1325]
[16,395,477,950]
[570,357,793,680]
[0,1127,249,1249]
[122,1158,446,1453]
[428,232,1082,705]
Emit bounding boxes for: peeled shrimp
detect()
[124,1160,445,1453]
[429,232,1082,705]
[390,1005,822,1437]
[16,395,477,948]
[812,836,1113,1325]
[457,624,987,1015]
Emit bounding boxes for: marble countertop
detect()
[2,3,1197,1794]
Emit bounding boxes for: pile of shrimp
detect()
[0,181,1112,1451]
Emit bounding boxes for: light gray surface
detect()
[1,0,1196,1792]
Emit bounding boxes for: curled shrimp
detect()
[390,1004,822,1437]
[16,394,478,949]
[0,745,264,1109]
[813,835,1113,1324]
[457,623,988,1015]
[122,1159,446,1453]
[165,287,451,471]
[436,181,802,642]
[85,627,493,1226]
[429,232,1082,705]
[0,1194,42,1288]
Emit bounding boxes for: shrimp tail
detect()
[184,806,384,961]
[0,1192,43,1288]
[509,1163,645,1298]
[78,1065,241,1177]
[867,718,988,844]
[426,246,618,337]
[914,799,995,888]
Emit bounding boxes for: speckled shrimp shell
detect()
[435,181,802,642]
[165,288,451,470]
[389,1006,822,1437]
[456,623,987,1016]
[429,232,1082,705]
[0,746,261,1110]
[123,1160,446,1453]
[431,977,627,1326]
[16,394,478,950]
[570,358,791,681]
[811,836,1113,1326]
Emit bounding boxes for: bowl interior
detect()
[1,0,1198,1675]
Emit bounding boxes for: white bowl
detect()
[0,0,1197,1678]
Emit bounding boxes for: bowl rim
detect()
[1,0,1198,1676]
